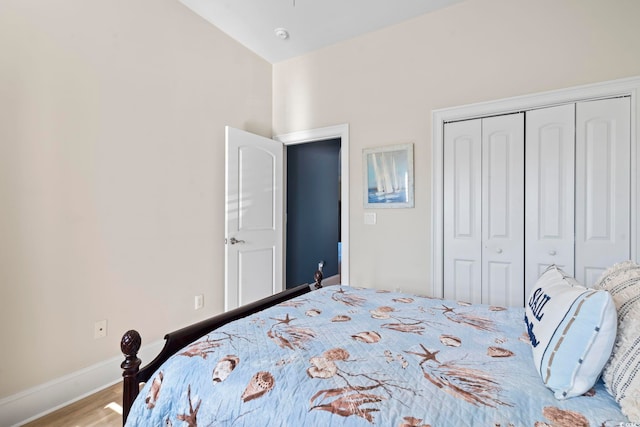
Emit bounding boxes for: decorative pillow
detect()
[602,304,640,422]
[525,265,618,399]
[594,260,640,322]
[595,261,640,422]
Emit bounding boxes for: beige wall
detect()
[0,0,271,399]
[273,0,640,294]
[3,0,640,417]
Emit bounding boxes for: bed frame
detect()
[120,271,323,424]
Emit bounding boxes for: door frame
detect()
[275,124,350,286]
[431,76,640,298]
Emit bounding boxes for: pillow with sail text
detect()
[525,265,617,399]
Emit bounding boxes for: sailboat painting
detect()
[363,143,414,208]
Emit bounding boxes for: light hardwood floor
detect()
[22,383,122,427]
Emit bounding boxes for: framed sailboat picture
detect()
[363,143,414,208]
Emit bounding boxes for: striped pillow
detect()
[595,261,640,422]
[594,260,640,322]
[525,265,618,399]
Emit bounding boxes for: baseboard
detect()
[0,340,164,427]
[322,274,341,286]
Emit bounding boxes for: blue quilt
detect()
[126,286,629,426]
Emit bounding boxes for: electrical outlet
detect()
[195,294,204,310]
[94,320,107,339]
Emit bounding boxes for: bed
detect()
[120,267,638,426]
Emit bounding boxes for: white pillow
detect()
[525,265,618,399]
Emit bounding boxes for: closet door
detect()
[443,119,482,302]
[482,113,525,306]
[575,97,631,286]
[524,105,575,298]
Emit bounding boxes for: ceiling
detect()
[178,0,464,63]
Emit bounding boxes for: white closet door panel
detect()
[525,105,575,297]
[575,97,631,286]
[484,262,515,308]
[444,119,482,303]
[482,113,525,306]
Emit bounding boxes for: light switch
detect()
[364,212,376,225]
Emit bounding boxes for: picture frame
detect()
[363,143,414,208]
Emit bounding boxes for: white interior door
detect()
[443,119,482,303]
[482,113,525,307]
[444,114,524,306]
[525,104,575,297]
[433,78,640,302]
[225,126,283,310]
[575,97,631,286]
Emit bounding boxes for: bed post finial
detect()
[313,270,323,289]
[121,329,142,424]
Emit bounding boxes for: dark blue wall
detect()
[286,139,340,288]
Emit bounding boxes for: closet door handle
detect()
[549,250,556,256]
[496,248,503,254]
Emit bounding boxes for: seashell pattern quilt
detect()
[126,286,629,426]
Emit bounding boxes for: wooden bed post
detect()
[313,270,323,289]
[120,330,142,425]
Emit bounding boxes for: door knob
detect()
[229,237,245,245]
[549,250,556,256]
[496,248,503,254]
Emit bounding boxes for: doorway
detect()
[286,138,341,288]
[275,123,350,287]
